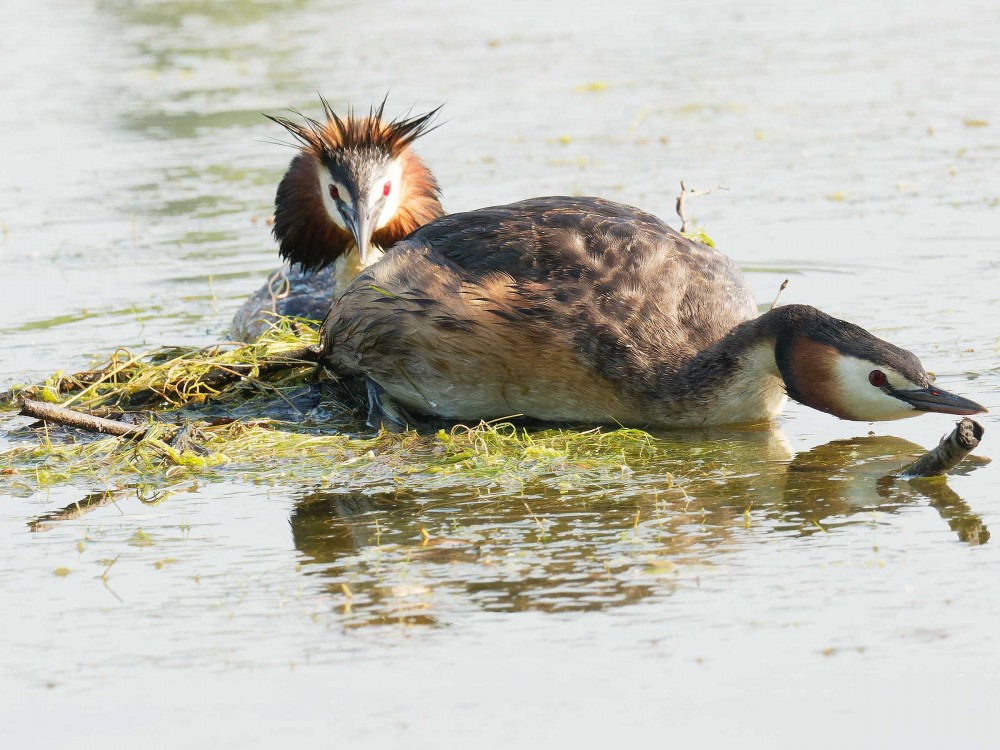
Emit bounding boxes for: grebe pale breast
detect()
[232,97,444,341]
[320,196,985,428]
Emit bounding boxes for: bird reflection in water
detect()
[287,428,989,626]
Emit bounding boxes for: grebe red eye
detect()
[329,184,340,201]
[383,181,391,197]
[869,370,887,387]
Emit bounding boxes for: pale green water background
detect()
[1,0,999,747]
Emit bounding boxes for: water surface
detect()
[1,0,999,747]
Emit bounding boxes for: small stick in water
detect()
[20,399,152,438]
[675,181,728,234]
[769,279,789,311]
[898,418,985,477]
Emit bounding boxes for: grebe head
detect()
[772,305,986,421]
[267,95,443,272]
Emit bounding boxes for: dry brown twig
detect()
[769,279,789,311]
[20,399,154,438]
[675,181,729,234]
[16,344,322,439]
[898,418,984,477]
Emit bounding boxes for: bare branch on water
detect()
[769,279,789,311]
[20,399,150,438]
[898,418,984,477]
[676,181,729,234]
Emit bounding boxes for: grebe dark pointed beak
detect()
[892,386,987,416]
[346,197,380,265]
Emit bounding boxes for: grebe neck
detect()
[648,308,800,426]
[332,245,385,294]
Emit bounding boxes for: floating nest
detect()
[0,317,686,497]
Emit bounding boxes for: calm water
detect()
[2,0,999,747]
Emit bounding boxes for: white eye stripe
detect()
[317,165,351,231]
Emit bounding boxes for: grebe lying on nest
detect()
[232,97,443,341]
[315,196,985,428]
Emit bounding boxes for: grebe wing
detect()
[321,196,756,420]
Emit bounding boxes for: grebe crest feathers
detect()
[268,95,443,273]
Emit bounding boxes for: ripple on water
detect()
[2,0,1000,744]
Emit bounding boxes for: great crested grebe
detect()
[319,196,986,428]
[231,97,444,341]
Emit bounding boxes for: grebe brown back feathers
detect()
[232,97,444,341]
[320,196,985,428]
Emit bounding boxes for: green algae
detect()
[1,317,701,497]
[3,317,320,412]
